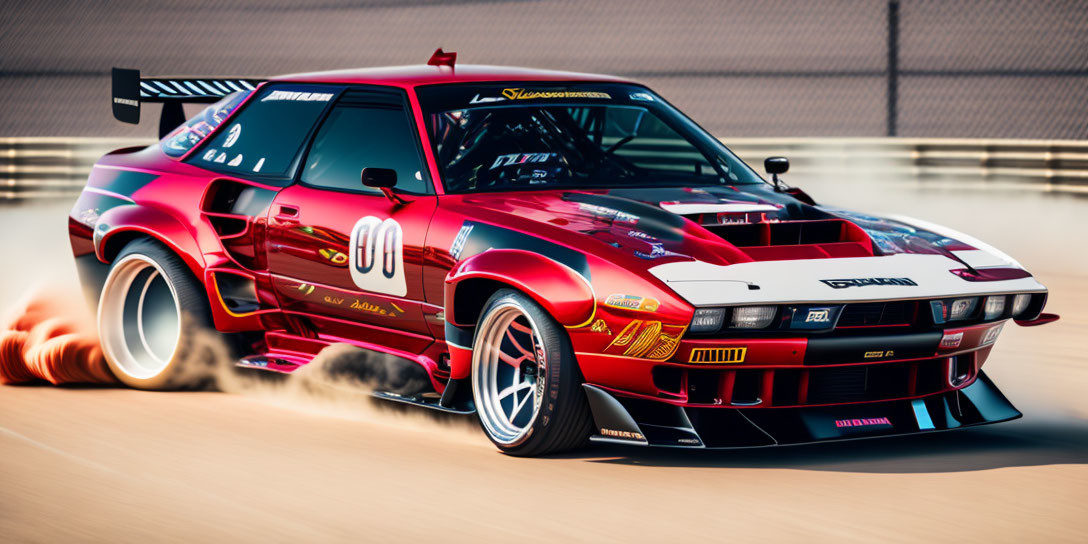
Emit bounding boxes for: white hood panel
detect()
[649,253,1047,306]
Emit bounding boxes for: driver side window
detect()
[301,94,430,195]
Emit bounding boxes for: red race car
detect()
[70,50,1057,455]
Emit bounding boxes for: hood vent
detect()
[705,219,874,261]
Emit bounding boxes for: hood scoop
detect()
[705,219,875,262]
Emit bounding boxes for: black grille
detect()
[807,366,868,404]
[837,301,916,328]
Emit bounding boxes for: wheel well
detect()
[100,231,149,263]
[451,278,512,326]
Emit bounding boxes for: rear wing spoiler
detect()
[111,67,263,138]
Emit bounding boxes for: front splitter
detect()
[583,371,1020,449]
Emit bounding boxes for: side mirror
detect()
[361,167,397,189]
[764,157,789,175]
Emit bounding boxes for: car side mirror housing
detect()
[764,157,789,175]
[361,167,397,189]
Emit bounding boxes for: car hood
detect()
[458,184,1008,266]
[453,184,1045,304]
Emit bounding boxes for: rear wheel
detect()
[471,289,593,456]
[97,239,216,390]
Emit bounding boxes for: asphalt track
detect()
[1,178,1086,542]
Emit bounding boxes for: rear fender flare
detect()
[94,204,205,276]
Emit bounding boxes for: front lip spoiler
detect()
[582,371,1020,449]
[1015,312,1060,327]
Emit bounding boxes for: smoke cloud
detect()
[0,289,115,385]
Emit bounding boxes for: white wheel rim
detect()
[98,254,182,380]
[471,301,547,446]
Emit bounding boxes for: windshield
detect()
[417,83,763,193]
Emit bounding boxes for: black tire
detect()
[97,238,219,390]
[470,289,593,456]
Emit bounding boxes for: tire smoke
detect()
[0,289,115,385]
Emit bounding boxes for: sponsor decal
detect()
[113,97,139,107]
[261,90,334,102]
[864,350,895,359]
[835,417,892,428]
[604,294,660,312]
[324,295,344,305]
[634,243,683,260]
[252,157,265,173]
[227,154,243,167]
[790,305,840,330]
[213,152,227,163]
[349,299,400,317]
[940,331,964,349]
[78,208,99,226]
[689,347,746,364]
[202,148,218,161]
[980,323,1004,346]
[590,319,612,335]
[318,248,348,265]
[469,94,506,104]
[600,428,645,441]
[490,152,556,169]
[501,88,612,100]
[449,223,473,260]
[296,283,315,296]
[223,123,241,148]
[349,216,407,297]
[605,320,685,360]
[821,277,918,289]
[578,203,639,224]
[626,232,685,260]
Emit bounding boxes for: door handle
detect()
[275,205,300,222]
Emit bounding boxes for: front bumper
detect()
[583,371,1019,448]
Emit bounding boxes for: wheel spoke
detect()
[504,327,535,359]
[509,386,533,422]
[498,379,532,400]
[497,349,530,368]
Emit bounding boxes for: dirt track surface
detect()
[2,180,1087,542]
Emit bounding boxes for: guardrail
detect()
[2,136,1087,199]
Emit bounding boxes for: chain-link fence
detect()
[1,0,1085,139]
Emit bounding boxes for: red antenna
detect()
[427,48,457,69]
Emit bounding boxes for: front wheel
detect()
[471,289,593,456]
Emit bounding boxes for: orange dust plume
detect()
[0,290,116,385]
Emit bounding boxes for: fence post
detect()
[887,0,900,137]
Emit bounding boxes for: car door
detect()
[265,88,438,354]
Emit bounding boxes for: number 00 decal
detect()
[349,216,406,297]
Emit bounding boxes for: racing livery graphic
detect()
[67,52,1058,455]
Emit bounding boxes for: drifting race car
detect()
[70,50,1058,455]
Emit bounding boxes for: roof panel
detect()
[272,64,633,87]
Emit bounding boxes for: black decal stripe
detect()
[88,169,159,197]
[458,221,591,280]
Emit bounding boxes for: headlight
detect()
[931,297,981,324]
[1011,294,1031,317]
[730,306,777,329]
[948,297,979,321]
[983,295,1006,320]
[690,308,726,333]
